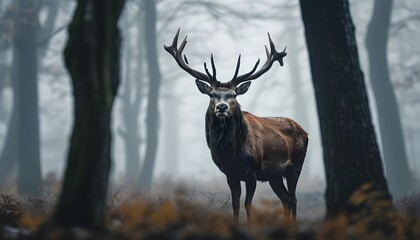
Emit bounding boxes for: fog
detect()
[0,0,419,196]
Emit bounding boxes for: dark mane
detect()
[205,104,247,162]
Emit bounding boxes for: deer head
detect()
[164,28,287,118]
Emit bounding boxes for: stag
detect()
[164,29,308,223]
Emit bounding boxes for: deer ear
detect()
[195,79,212,95]
[236,81,251,95]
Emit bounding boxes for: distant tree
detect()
[14,0,42,196]
[52,0,125,228]
[365,0,413,198]
[0,0,63,194]
[299,0,392,217]
[0,54,18,189]
[119,3,145,183]
[138,0,161,192]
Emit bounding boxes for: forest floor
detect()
[1,176,420,239]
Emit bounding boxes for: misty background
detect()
[0,0,419,197]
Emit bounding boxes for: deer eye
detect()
[209,93,214,98]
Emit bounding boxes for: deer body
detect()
[206,110,307,182]
[165,29,308,223]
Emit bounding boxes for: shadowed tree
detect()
[299,0,392,217]
[365,0,413,198]
[51,0,125,228]
[138,0,161,192]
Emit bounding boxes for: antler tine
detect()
[231,59,260,86]
[172,28,180,50]
[265,45,270,58]
[204,62,211,78]
[210,54,216,79]
[204,53,217,81]
[230,32,287,86]
[231,54,241,81]
[268,32,276,55]
[164,28,218,85]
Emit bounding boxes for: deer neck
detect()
[205,105,247,158]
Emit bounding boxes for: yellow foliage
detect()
[318,214,348,240]
[148,201,178,229]
[19,213,47,230]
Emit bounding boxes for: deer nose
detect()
[216,103,228,112]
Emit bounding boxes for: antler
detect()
[164,28,218,85]
[230,33,287,86]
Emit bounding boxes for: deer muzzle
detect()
[215,102,229,117]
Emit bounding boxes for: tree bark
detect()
[139,0,161,192]
[365,0,413,198]
[52,0,125,228]
[299,0,392,217]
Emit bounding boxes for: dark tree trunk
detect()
[139,0,161,192]
[299,0,392,217]
[15,0,42,196]
[365,0,413,198]
[52,0,125,228]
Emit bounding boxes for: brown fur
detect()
[242,112,308,172]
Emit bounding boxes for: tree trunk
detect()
[139,0,161,192]
[52,0,125,228]
[121,41,141,181]
[365,0,413,198]
[0,51,18,187]
[0,49,8,123]
[0,0,64,193]
[15,0,42,196]
[299,0,392,217]
[120,6,144,182]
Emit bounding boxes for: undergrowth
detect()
[0,188,419,239]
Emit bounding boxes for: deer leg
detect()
[227,177,241,224]
[269,178,291,218]
[285,168,301,219]
[244,174,257,222]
